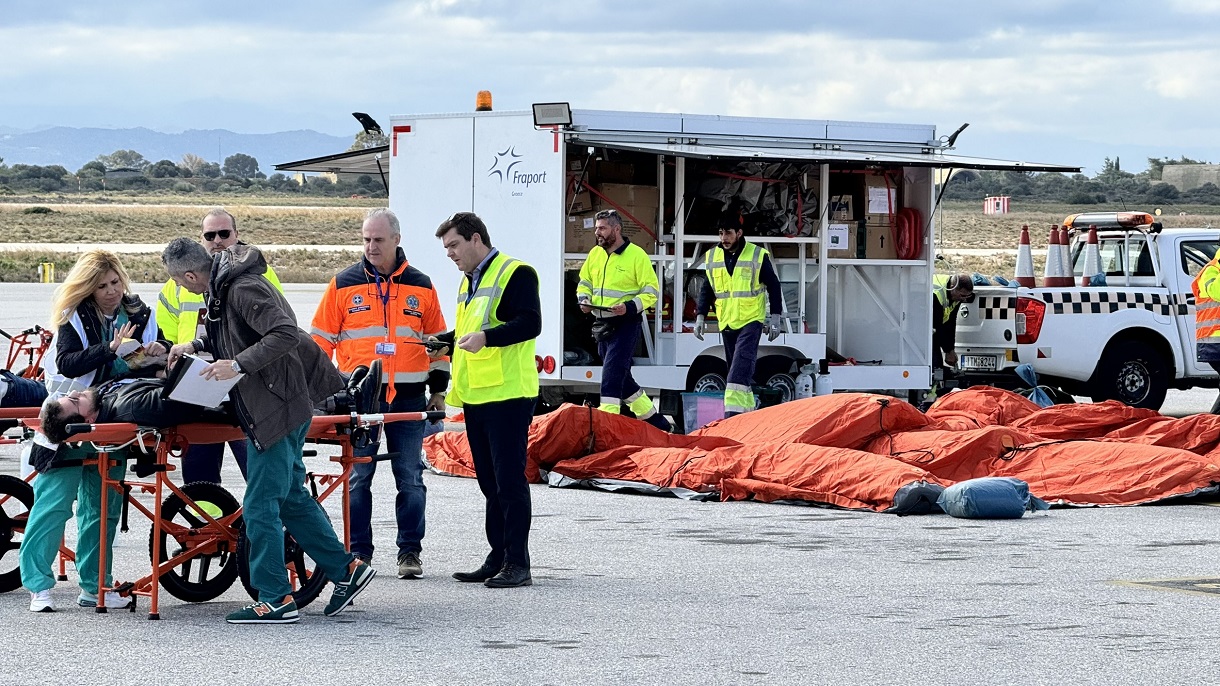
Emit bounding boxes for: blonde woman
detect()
[21,250,168,612]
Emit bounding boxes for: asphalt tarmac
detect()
[1,283,1218,685]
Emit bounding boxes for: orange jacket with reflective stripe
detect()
[311,249,449,401]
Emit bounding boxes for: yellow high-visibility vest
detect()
[449,252,538,407]
[706,242,769,329]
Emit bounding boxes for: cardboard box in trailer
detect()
[388,103,1076,414]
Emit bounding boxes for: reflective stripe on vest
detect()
[1193,258,1220,341]
[932,274,955,325]
[449,253,538,407]
[706,242,768,329]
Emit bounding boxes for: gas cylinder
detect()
[794,364,815,399]
[814,359,834,396]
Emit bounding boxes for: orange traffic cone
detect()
[1043,225,1062,287]
[1080,225,1100,286]
[1057,225,1072,286]
[1014,224,1036,287]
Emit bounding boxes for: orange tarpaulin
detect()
[422,392,1220,512]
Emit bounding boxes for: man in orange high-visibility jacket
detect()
[1193,248,1220,413]
[311,208,449,580]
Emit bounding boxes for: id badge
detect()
[375,342,397,356]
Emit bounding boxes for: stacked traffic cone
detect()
[1057,225,1073,286]
[1014,224,1037,287]
[1043,225,1063,287]
[1080,225,1100,286]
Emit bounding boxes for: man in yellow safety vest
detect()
[155,207,281,484]
[576,208,672,431]
[694,218,783,417]
[429,212,541,589]
[1192,248,1220,412]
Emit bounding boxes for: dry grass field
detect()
[0,203,371,245]
[1,199,1217,282]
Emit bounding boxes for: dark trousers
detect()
[597,319,670,430]
[181,440,248,484]
[723,322,762,387]
[598,318,643,404]
[463,396,534,569]
[722,322,762,416]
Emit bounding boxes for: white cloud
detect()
[0,1,1218,170]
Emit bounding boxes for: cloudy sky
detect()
[3,0,1219,173]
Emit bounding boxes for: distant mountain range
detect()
[0,127,353,174]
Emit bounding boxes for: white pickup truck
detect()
[954,211,1219,410]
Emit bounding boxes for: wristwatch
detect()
[231,359,242,374]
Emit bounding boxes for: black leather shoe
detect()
[452,561,501,583]
[484,563,532,588]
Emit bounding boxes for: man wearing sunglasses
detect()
[155,208,282,486]
[932,273,975,370]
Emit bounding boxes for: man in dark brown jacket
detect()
[163,238,376,624]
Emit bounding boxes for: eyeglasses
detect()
[202,229,232,241]
[594,209,619,220]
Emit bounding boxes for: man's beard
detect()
[82,388,100,419]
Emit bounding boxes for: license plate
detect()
[960,354,998,371]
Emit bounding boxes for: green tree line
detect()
[943,156,1220,206]
[0,144,385,198]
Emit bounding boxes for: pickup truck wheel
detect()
[1089,341,1168,410]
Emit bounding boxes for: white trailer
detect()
[388,104,1074,414]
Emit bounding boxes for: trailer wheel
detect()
[755,357,796,404]
[687,357,728,393]
[0,474,34,593]
[1088,340,1168,410]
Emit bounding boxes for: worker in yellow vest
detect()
[694,217,783,417]
[576,208,672,431]
[1192,248,1220,412]
[155,207,282,484]
[429,212,541,589]
[931,273,974,371]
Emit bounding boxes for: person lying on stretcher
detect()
[32,361,382,471]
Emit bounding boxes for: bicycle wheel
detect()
[236,516,329,608]
[149,481,241,603]
[0,474,35,593]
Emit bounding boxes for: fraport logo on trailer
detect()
[488,147,547,189]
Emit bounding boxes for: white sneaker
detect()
[29,590,54,613]
[77,590,133,609]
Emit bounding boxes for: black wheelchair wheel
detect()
[149,481,241,603]
[236,515,329,609]
[0,474,35,593]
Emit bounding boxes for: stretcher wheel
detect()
[0,474,35,593]
[236,519,329,608]
[150,482,240,603]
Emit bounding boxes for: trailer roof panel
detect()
[565,135,1080,173]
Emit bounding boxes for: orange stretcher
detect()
[6,410,440,619]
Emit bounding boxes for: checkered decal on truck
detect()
[971,296,1017,320]
[1038,291,1192,316]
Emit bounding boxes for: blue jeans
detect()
[349,390,427,559]
[181,440,248,484]
[0,370,48,408]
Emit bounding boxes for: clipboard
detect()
[162,354,243,408]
